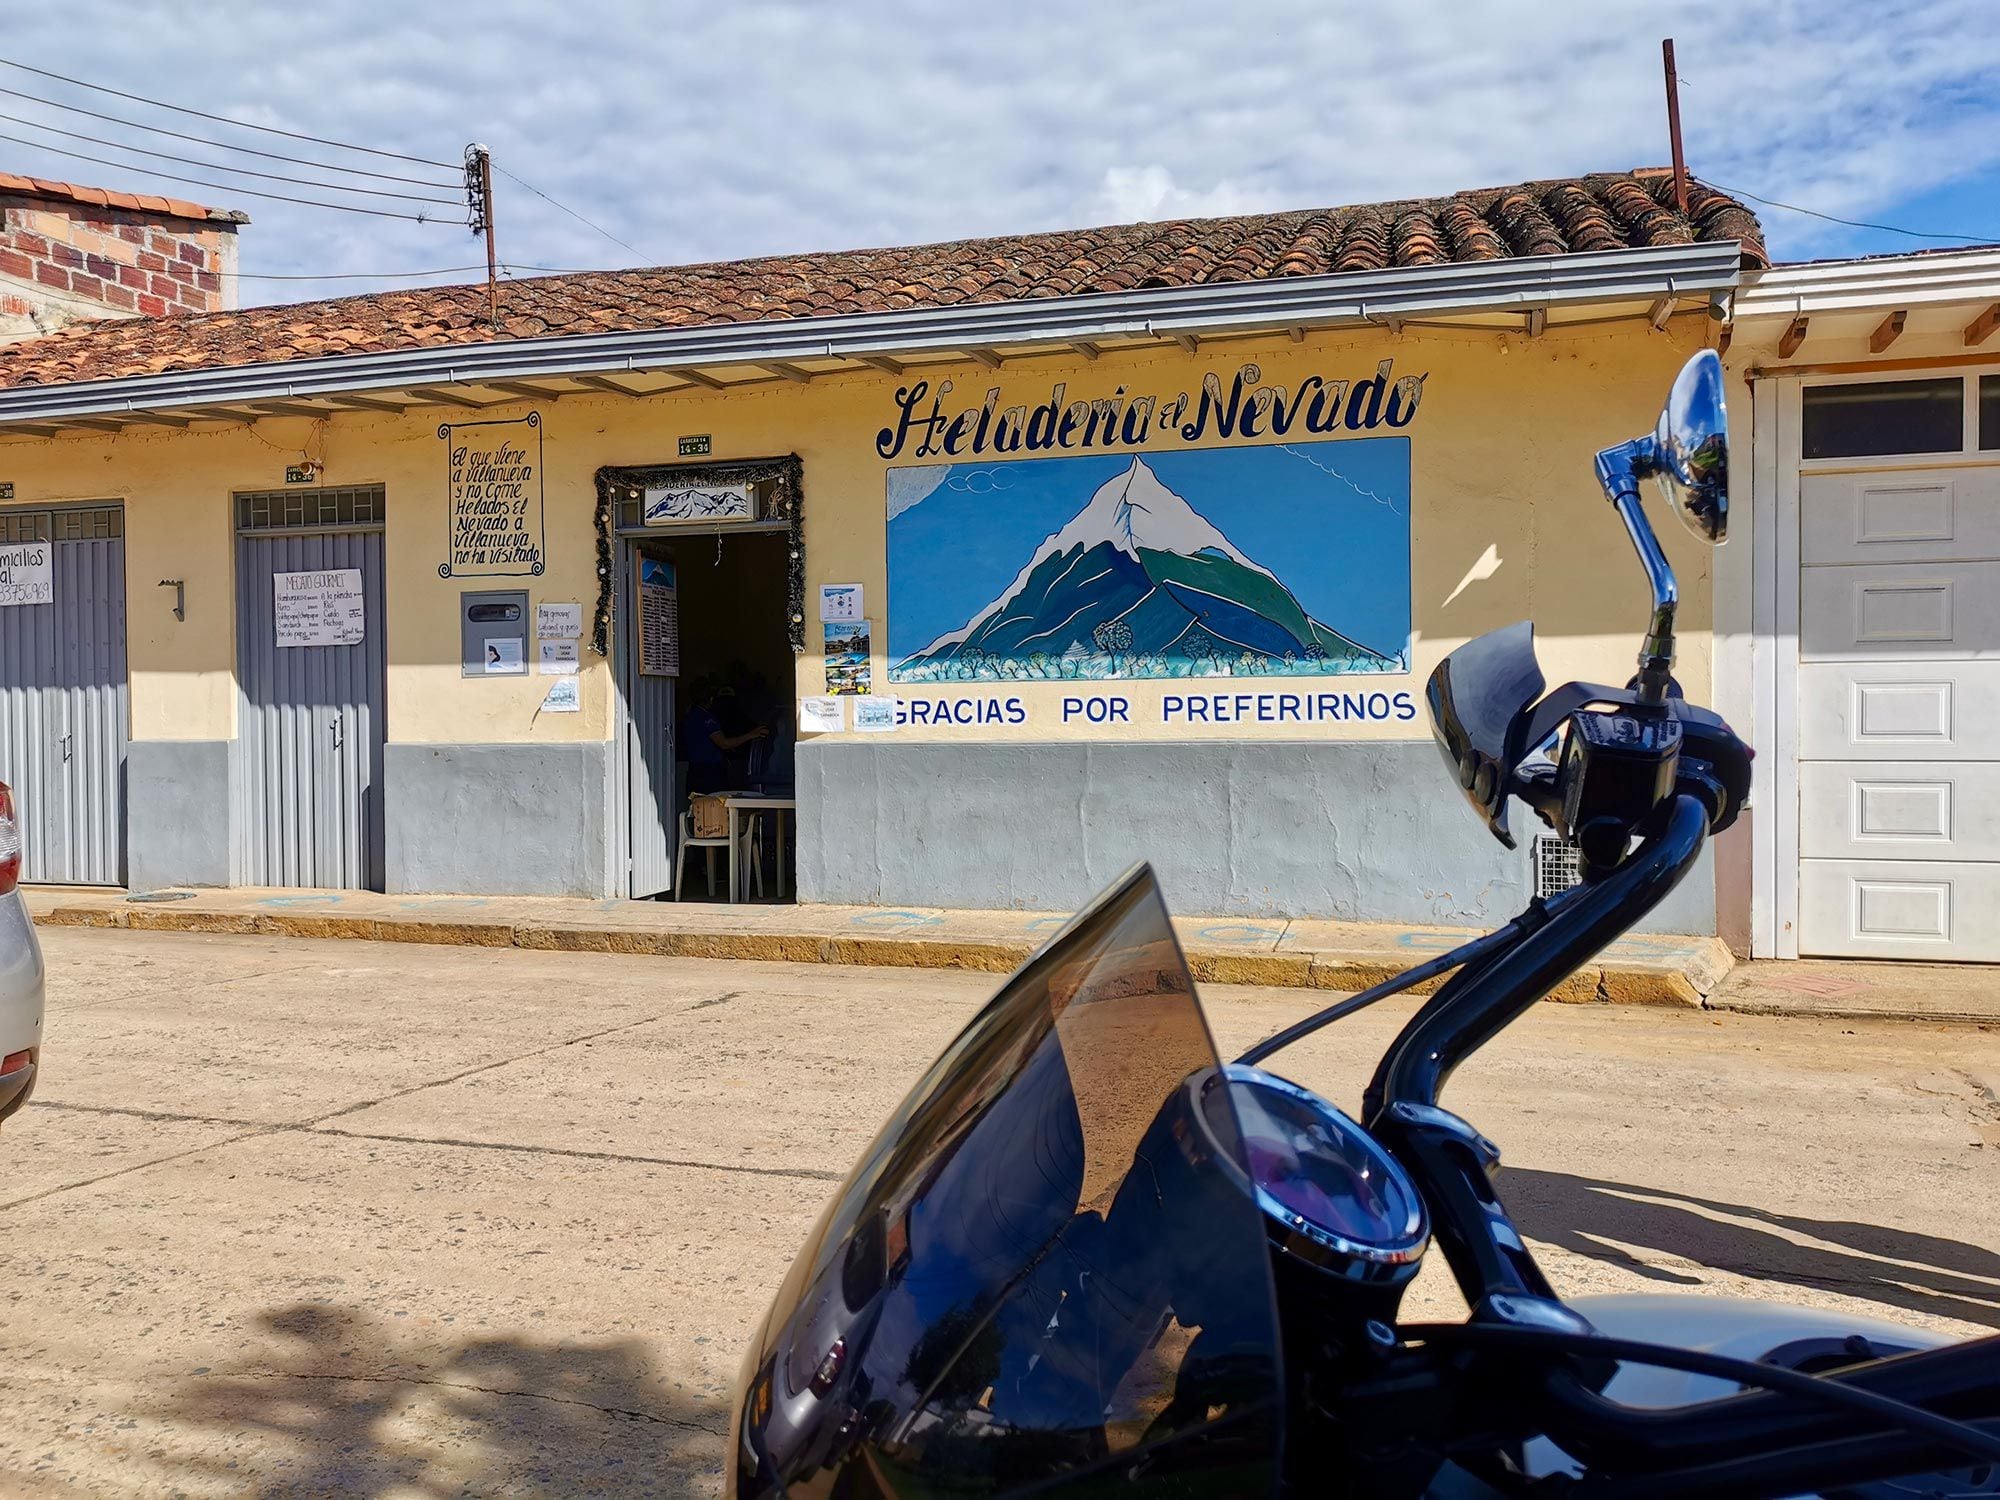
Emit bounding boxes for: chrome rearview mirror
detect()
[1593,348,1731,706]
[1652,348,1729,544]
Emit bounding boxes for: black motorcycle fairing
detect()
[1428,623,1754,852]
[730,865,1285,1499]
[1426,620,1547,849]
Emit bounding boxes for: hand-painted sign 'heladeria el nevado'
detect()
[875,358,1427,461]
[880,360,1424,721]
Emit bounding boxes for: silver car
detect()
[0,780,43,1126]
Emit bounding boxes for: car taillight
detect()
[0,1050,30,1077]
[0,783,18,894]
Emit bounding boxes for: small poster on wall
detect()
[818,582,864,623]
[539,639,579,675]
[824,619,871,695]
[274,568,365,647]
[536,601,582,639]
[799,696,846,734]
[639,556,681,677]
[0,539,54,608]
[483,637,526,674]
[853,696,899,732]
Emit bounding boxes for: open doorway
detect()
[619,527,795,902]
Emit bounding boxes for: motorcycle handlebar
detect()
[1363,791,1711,1124]
[1359,790,2000,1491]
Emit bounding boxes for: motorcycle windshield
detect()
[732,865,1284,1498]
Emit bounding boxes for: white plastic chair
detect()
[674,808,766,901]
[674,809,733,900]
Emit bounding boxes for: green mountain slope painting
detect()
[886,439,1410,683]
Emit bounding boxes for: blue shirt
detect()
[682,705,724,766]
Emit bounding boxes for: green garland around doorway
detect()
[590,454,806,658]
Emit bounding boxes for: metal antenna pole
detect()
[465,143,499,329]
[1661,39,1689,216]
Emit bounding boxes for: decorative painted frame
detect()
[591,454,804,657]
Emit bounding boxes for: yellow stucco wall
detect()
[0,317,1714,749]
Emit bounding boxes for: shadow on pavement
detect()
[142,1304,729,1498]
[1507,1169,2000,1331]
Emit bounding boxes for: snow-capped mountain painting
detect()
[642,483,753,524]
[887,441,1410,683]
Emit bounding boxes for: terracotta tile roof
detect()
[0,170,246,225]
[0,169,1761,390]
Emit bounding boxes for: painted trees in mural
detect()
[886,442,1411,683]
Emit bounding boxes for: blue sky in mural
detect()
[886,438,1411,666]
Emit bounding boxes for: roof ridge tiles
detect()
[0,168,1762,390]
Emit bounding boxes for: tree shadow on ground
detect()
[1505,1169,2000,1331]
[140,1303,729,1498]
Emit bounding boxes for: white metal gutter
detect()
[1736,248,2000,319]
[0,241,1745,426]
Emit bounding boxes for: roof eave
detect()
[1737,247,2000,318]
[0,241,1746,428]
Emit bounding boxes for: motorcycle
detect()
[728,351,2000,1498]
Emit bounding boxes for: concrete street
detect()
[2,928,1997,1497]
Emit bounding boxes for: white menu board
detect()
[639,557,680,677]
[0,541,52,608]
[274,568,365,648]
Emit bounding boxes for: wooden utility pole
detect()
[466,143,499,328]
[1661,39,1689,215]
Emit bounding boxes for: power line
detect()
[0,128,457,221]
[0,55,457,170]
[0,85,459,188]
[215,262,603,281]
[0,110,462,205]
[493,163,649,260]
[1703,177,1997,245]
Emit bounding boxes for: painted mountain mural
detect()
[892,455,1406,683]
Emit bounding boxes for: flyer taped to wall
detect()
[799,696,846,734]
[853,696,899,732]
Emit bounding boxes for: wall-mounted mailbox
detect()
[461,589,529,677]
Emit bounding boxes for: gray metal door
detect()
[236,526,386,889]
[0,504,127,885]
[618,541,676,897]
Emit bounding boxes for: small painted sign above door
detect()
[642,481,754,525]
[0,540,52,607]
[274,568,365,647]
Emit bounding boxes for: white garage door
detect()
[1799,460,2000,958]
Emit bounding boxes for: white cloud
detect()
[1091,166,1265,224]
[1,0,1995,303]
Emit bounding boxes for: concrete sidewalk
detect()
[26,884,1733,1006]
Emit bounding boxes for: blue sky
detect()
[886,441,1412,663]
[0,3,1995,302]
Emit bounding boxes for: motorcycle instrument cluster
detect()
[1197,1064,1428,1283]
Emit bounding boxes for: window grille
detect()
[52,505,122,540]
[1532,834,1584,899]
[0,505,120,542]
[235,485,385,531]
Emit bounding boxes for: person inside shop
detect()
[683,677,768,795]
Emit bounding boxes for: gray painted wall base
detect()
[797,739,1715,934]
[385,742,611,898]
[127,739,232,890]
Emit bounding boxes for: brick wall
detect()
[0,194,242,340]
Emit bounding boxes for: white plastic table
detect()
[725,795,796,902]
